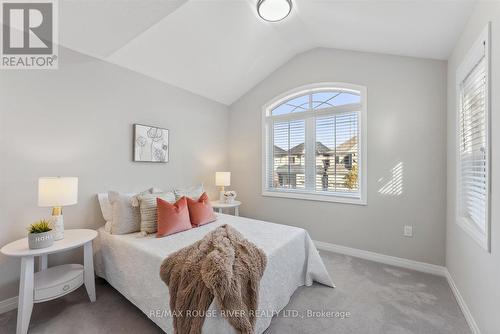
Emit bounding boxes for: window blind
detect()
[458,55,488,233]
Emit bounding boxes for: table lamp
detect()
[215,172,231,202]
[38,177,78,240]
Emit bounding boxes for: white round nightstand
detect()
[210,200,242,216]
[1,229,97,334]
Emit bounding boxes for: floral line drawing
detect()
[135,136,147,160]
[134,124,169,163]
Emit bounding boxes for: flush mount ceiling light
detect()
[257,0,292,22]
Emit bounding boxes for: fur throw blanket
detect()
[159,224,267,334]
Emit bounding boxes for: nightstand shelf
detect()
[34,264,84,303]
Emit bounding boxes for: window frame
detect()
[261,82,367,205]
[455,23,491,252]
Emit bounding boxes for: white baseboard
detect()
[314,240,480,334]
[314,240,447,276]
[445,271,481,334]
[0,296,18,314]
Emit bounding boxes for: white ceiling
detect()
[60,0,188,58]
[59,0,475,105]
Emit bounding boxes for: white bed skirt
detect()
[94,213,334,334]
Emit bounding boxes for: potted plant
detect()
[28,219,54,249]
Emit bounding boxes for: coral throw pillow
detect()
[186,192,217,227]
[156,197,192,238]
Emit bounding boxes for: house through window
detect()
[263,83,367,204]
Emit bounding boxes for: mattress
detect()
[94,213,334,334]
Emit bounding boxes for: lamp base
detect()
[50,215,64,240]
[219,185,226,202]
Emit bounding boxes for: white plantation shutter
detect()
[315,114,359,193]
[271,120,305,189]
[262,83,367,204]
[456,24,490,251]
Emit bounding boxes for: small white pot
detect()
[223,191,237,203]
[28,231,54,249]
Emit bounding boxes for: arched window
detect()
[262,83,367,204]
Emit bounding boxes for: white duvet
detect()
[94,213,334,334]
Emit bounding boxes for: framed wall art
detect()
[133,124,169,163]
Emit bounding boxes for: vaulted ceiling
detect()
[59,0,475,105]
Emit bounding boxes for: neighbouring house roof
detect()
[273,136,357,156]
[289,142,332,155]
[273,145,288,156]
[335,136,358,153]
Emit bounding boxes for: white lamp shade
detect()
[215,172,231,187]
[38,177,78,207]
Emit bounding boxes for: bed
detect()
[94,213,334,334]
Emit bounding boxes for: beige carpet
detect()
[0,252,470,334]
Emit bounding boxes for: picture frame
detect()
[133,124,169,163]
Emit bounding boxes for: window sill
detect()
[262,190,367,205]
[456,217,490,252]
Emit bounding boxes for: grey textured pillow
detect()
[174,184,204,200]
[108,189,152,235]
[137,192,176,234]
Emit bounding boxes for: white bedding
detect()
[94,213,334,334]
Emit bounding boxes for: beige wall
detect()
[0,47,229,301]
[229,48,447,265]
[446,3,500,334]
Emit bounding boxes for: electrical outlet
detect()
[404,225,413,237]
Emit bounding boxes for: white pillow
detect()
[97,193,112,222]
[174,184,204,200]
